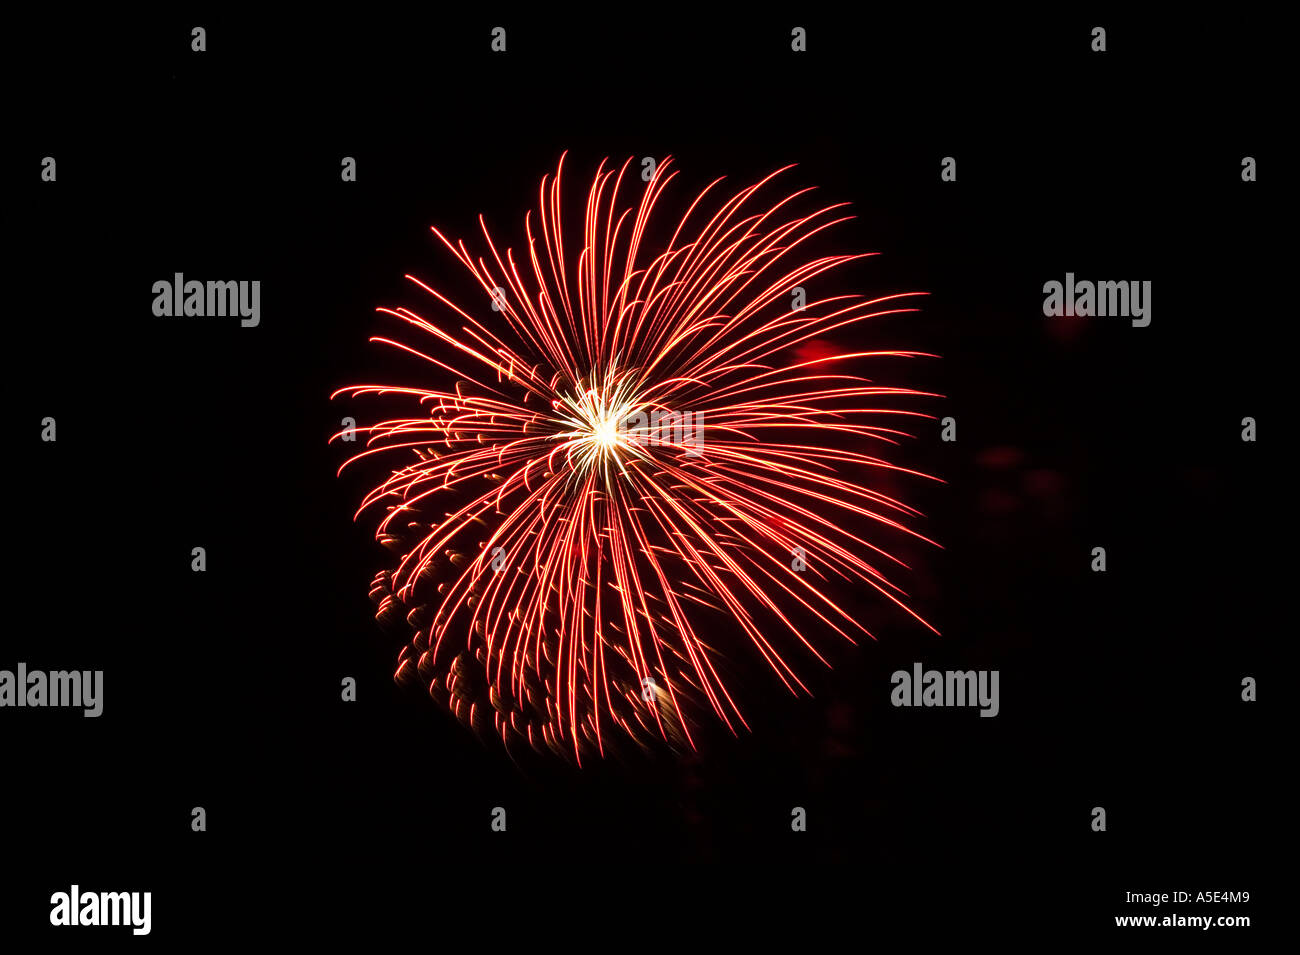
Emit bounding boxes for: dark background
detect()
[7,9,1280,941]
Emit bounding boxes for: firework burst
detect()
[332,154,940,764]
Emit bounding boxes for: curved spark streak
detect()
[332,154,941,764]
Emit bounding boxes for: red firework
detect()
[332,154,940,763]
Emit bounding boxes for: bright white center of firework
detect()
[555,371,647,478]
[594,415,620,448]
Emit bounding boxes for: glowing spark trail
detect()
[332,155,941,763]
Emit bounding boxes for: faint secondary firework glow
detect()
[332,154,940,764]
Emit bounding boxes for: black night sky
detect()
[7,10,1281,941]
